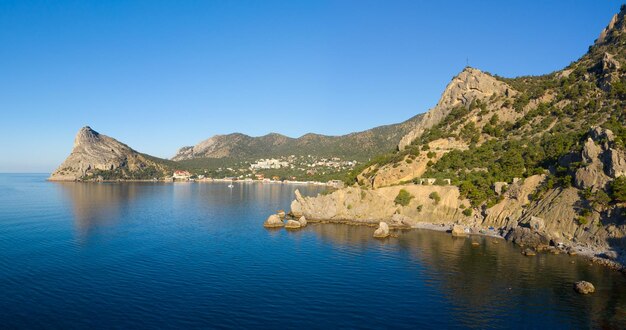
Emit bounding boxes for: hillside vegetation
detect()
[354,7,626,213]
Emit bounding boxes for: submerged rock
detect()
[263,214,284,228]
[284,220,302,229]
[574,281,595,294]
[451,225,467,237]
[373,222,390,238]
[522,248,537,256]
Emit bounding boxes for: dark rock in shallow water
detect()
[505,227,550,249]
[574,281,595,294]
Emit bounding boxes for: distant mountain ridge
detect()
[172,114,424,161]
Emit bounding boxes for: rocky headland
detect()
[49,126,172,181]
[267,7,626,274]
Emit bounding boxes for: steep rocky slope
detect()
[288,6,626,264]
[172,114,423,161]
[398,67,513,151]
[49,126,172,181]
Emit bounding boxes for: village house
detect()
[173,170,191,180]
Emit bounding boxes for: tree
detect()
[610,176,626,203]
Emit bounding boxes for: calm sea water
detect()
[0,174,625,329]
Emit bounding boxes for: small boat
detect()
[228,184,234,188]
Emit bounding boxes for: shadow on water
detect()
[302,223,626,329]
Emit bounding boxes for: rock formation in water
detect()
[49,126,172,181]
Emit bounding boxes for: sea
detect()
[0,173,625,329]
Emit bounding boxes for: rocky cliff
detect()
[49,126,172,181]
[398,67,512,151]
[288,6,626,265]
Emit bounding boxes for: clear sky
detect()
[0,0,622,172]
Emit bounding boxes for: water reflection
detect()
[304,223,626,329]
[55,181,326,243]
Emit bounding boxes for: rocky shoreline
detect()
[266,210,626,275]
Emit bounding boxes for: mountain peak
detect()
[74,125,101,147]
[595,5,626,46]
[397,66,510,150]
[51,126,170,181]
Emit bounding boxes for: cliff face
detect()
[290,6,626,261]
[49,126,171,181]
[398,67,511,151]
[291,185,468,226]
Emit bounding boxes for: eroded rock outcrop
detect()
[263,214,284,228]
[49,126,170,181]
[285,220,302,229]
[373,222,390,238]
[291,185,466,225]
[574,127,626,190]
[398,67,511,150]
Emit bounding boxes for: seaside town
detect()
[170,155,360,187]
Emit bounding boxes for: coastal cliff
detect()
[49,126,172,181]
[285,6,626,269]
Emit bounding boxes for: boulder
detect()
[373,222,390,238]
[277,209,286,219]
[522,248,537,256]
[284,220,302,229]
[573,281,595,294]
[298,216,308,227]
[493,182,508,195]
[505,227,550,248]
[607,148,626,178]
[529,216,545,232]
[451,225,467,237]
[263,214,284,228]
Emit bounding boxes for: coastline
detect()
[47,177,341,187]
[282,214,626,274]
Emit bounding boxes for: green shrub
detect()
[427,151,436,159]
[462,208,473,216]
[394,189,414,206]
[429,191,441,205]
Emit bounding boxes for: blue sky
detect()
[0,0,622,172]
